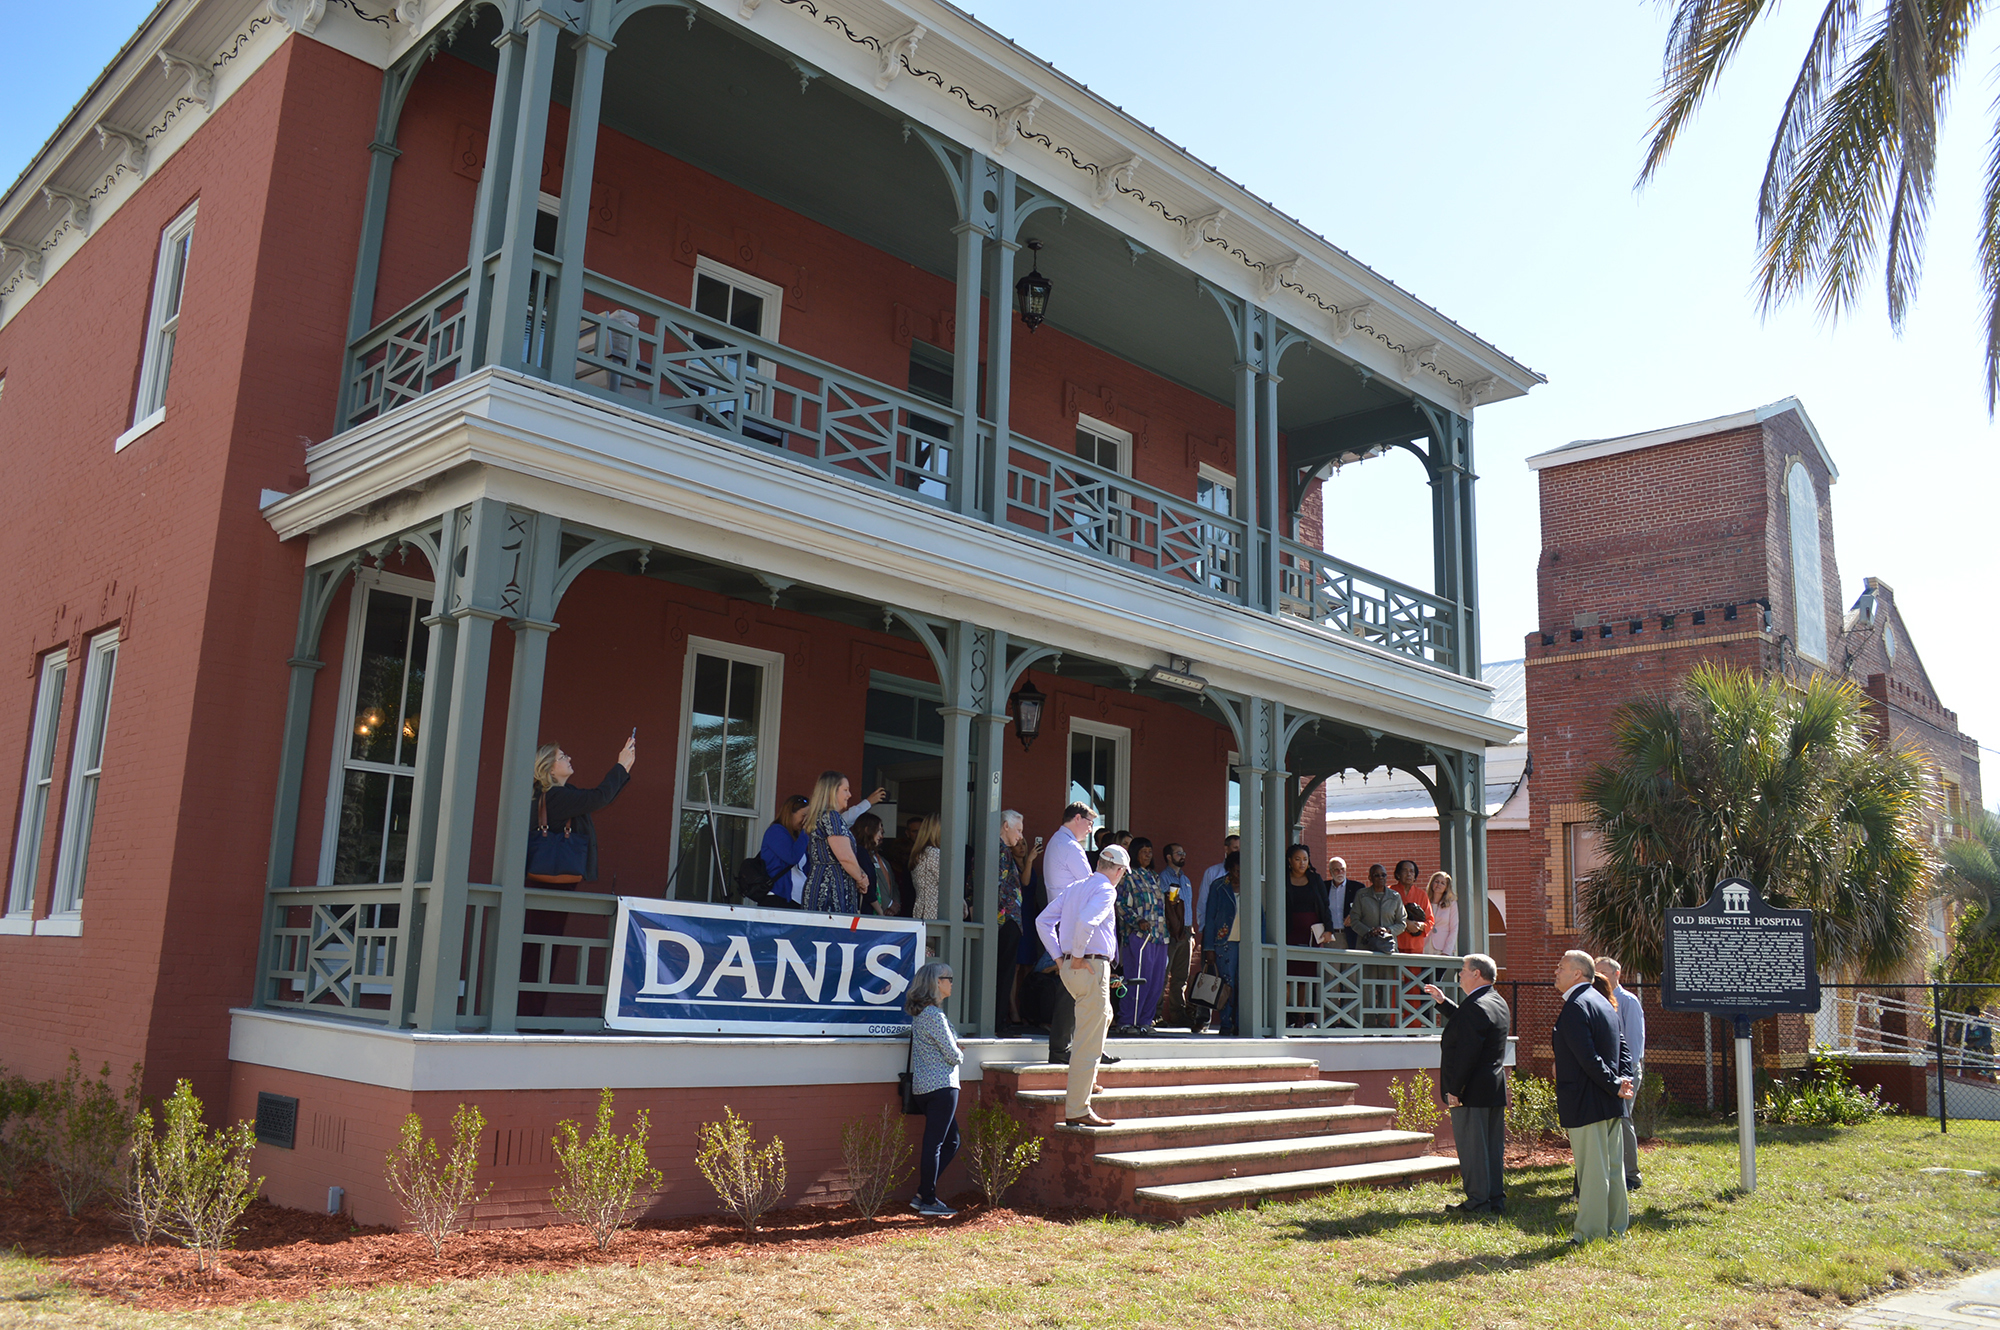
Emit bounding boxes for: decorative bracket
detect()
[993,95,1043,154]
[395,0,424,30]
[0,239,43,284]
[43,187,92,237]
[1259,255,1300,298]
[1458,375,1498,412]
[95,123,149,179]
[1401,340,1441,382]
[1181,207,1225,258]
[752,573,793,607]
[1332,300,1373,345]
[875,25,925,90]
[267,0,326,35]
[1123,238,1147,265]
[1092,155,1138,206]
[158,50,214,110]
[785,56,822,93]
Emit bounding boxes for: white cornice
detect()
[268,369,1517,750]
[1527,396,1839,480]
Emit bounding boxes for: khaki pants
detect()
[1058,957,1112,1119]
[1568,1117,1629,1242]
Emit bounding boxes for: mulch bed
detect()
[0,1172,1054,1311]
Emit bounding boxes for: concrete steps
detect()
[984,1056,1458,1219]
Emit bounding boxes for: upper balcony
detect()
[290,0,1541,684]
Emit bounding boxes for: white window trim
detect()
[317,567,436,884]
[1075,413,1133,476]
[125,200,198,446]
[49,629,119,919]
[1067,717,1131,832]
[8,647,69,919]
[666,636,785,889]
[1196,462,1236,501]
[692,256,785,344]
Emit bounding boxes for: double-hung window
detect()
[1195,465,1239,594]
[670,639,782,903]
[5,649,68,926]
[323,571,432,884]
[121,202,197,450]
[688,258,786,445]
[48,631,119,922]
[1070,415,1134,559]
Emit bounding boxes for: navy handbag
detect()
[526,792,588,885]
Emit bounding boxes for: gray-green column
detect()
[481,6,564,373]
[547,20,613,388]
[949,220,987,515]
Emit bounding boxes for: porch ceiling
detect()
[449,8,1394,431]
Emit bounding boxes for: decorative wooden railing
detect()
[1276,536,1459,672]
[339,271,1461,674]
[1277,949,1464,1034]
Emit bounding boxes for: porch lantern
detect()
[1015,239,1052,331]
[1008,677,1046,750]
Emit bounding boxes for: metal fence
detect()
[1498,978,1998,1132]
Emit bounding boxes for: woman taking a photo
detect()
[800,770,870,914]
[527,734,636,885]
[906,960,963,1218]
[1421,871,1459,955]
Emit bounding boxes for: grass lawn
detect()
[2,1116,1994,1329]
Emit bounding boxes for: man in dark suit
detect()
[1422,953,1510,1215]
[1552,948,1635,1243]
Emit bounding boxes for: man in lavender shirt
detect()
[1036,803,1113,1066]
[1049,842,1126,1126]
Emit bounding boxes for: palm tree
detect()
[1940,808,2000,1000]
[1578,663,1935,979]
[1638,0,2000,408]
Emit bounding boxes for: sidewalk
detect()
[1836,1266,2000,1329]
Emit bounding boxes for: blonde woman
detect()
[1422,871,1460,955]
[800,770,870,913]
[909,813,943,920]
[527,735,636,885]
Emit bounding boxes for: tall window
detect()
[689,257,785,445]
[6,649,67,919]
[1786,462,1827,663]
[1068,719,1130,831]
[1196,465,1238,592]
[900,341,957,502]
[49,631,119,916]
[1563,821,1605,932]
[324,572,432,884]
[124,201,198,447]
[671,640,782,902]
[1070,415,1133,557]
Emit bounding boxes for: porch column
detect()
[463,23,525,368]
[547,17,614,388]
[1233,353,1262,611]
[982,228,1017,522]
[969,630,1009,1037]
[389,521,461,1025]
[486,512,563,1031]
[935,621,1002,1031]
[1233,754,1267,1037]
[949,219,987,515]
[1262,708,1291,1036]
[481,5,565,374]
[1434,747,1487,956]
[1254,308,1283,616]
[1424,407,1480,678]
[409,500,519,1031]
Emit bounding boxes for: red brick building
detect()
[0,0,1538,1221]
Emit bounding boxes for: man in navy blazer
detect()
[1552,948,1634,1242]
[1422,953,1510,1215]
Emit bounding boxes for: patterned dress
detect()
[911,846,941,920]
[997,845,1024,925]
[801,808,856,913]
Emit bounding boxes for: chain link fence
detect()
[1498,979,1997,1131]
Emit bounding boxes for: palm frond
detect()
[1882,0,1979,323]
[1760,0,1868,229]
[1641,0,1779,187]
[1982,85,2000,410]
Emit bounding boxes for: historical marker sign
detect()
[1661,877,1820,1018]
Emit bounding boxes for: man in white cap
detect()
[1044,842,1127,1127]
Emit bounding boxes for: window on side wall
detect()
[121,201,198,450]
[5,648,68,925]
[670,639,783,904]
[1563,821,1605,933]
[322,570,434,885]
[688,257,786,446]
[1070,414,1134,559]
[47,631,120,922]
[1196,464,1239,594]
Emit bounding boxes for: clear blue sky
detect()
[6,2,1996,805]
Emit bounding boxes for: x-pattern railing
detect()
[345,274,471,428]
[1280,948,1462,1034]
[1277,536,1457,671]
[1005,436,1246,600]
[266,888,406,1021]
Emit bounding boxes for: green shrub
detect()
[1762,1058,1890,1126]
[20,1053,139,1217]
[1388,1068,1443,1135]
[0,1066,42,1194]
[552,1089,662,1250]
[960,1098,1041,1208]
[1506,1071,1561,1144]
[385,1104,491,1256]
[695,1106,786,1234]
[839,1104,912,1219]
[130,1080,261,1271]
